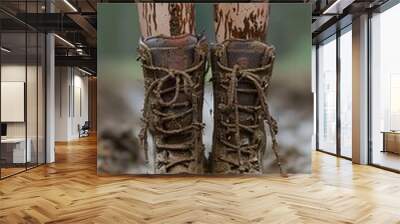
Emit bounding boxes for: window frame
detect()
[315,23,353,161]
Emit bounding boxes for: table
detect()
[1,138,31,164]
[382,131,400,154]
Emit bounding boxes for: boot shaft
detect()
[138,34,208,174]
[210,39,276,174]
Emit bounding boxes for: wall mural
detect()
[97,3,312,175]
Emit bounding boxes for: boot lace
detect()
[215,59,285,175]
[139,58,206,172]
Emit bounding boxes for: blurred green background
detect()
[98,3,311,88]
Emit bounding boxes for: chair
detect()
[79,121,90,138]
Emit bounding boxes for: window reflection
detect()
[340,27,352,158]
[371,4,400,171]
[1,31,28,177]
[317,35,337,154]
[0,1,46,179]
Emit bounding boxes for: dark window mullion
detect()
[367,11,373,165]
[36,1,39,167]
[336,29,341,157]
[25,0,28,171]
[316,44,320,151]
[0,24,2,179]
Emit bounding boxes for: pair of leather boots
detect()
[138,34,283,175]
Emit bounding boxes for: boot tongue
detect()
[225,40,268,69]
[143,35,197,70]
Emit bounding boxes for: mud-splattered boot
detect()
[138,34,208,174]
[210,39,285,175]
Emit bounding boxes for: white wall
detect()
[1,65,35,138]
[1,63,46,164]
[72,73,89,138]
[55,67,89,141]
[55,66,69,141]
[1,65,26,140]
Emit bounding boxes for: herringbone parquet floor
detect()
[1,135,400,224]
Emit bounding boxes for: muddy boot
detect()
[210,39,284,175]
[138,34,208,174]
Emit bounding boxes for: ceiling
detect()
[0,0,99,74]
[311,0,390,43]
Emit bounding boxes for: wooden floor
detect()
[1,136,400,224]
[372,150,400,171]
[1,167,26,178]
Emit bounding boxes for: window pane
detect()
[340,28,352,158]
[318,36,337,154]
[27,30,38,169]
[1,31,28,177]
[38,33,46,165]
[371,4,400,171]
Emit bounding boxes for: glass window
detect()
[371,3,400,171]
[27,30,39,169]
[317,35,337,154]
[38,32,46,165]
[312,45,317,149]
[0,1,46,179]
[339,27,352,158]
[1,30,28,177]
